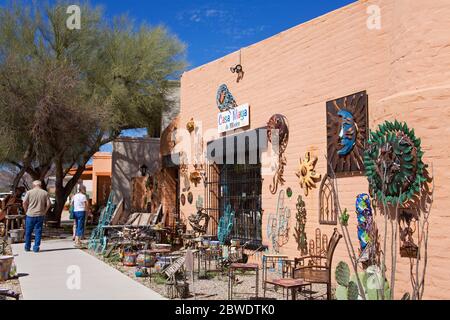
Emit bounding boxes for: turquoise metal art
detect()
[337,109,357,156]
[88,192,116,253]
[355,194,373,258]
[216,84,237,112]
[266,190,291,253]
[218,204,235,244]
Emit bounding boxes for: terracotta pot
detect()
[123,252,137,267]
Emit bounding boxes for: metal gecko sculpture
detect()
[216,84,237,112]
[266,190,291,253]
[267,114,289,195]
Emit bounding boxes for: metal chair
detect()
[292,228,342,300]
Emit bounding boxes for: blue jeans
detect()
[25,216,45,252]
[73,211,86,237]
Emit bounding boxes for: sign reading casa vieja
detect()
[216,84,250,133]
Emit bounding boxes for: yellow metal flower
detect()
[296,152,322,196]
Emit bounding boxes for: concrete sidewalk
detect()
[11,239,165,300]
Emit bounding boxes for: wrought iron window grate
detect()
[205,163,263,249]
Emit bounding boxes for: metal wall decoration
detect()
[286,187,293,198]
[266,190,291,253]
[267,114,289,195]
[308,228,328,266]
[180,194,186,206]
[187,192,193,204]
[364,120,426,205]
[296,152,322,197]
[189,172,202,187]
[180,152,191,192]
[398,209,419,259]
[326,91,368,175]
[216,84,237,112]
[293,195,308,255]
[186,118,195,133]
[318,175,338,225]
[356,194,374,263]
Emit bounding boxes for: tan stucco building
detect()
[175,0,450,299]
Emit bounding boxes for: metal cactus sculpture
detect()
[294,195,308,255]
[364,120,426,205]
[267,114,289,194]
[267,190,291,253]
[218,204,235,244]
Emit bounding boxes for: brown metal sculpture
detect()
[186,118,195,133]
[188,208,210,235]
[399,209,419,259]
[293,195,308,255]
[326,91,368,175]
[267,114,289,195]
[318,175,338,225]
[296,152,322,197]
[308,228,329,266]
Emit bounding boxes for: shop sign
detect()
[217,103,250,133]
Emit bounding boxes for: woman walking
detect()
[71,185,90,247]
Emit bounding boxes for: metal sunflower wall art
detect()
[363,120,426,205]
[327,91,368,175]
[267,114,289,195]
[296,152,322,196]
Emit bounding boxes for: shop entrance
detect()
[205,129,266,249]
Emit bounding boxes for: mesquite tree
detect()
[0,1,186,224]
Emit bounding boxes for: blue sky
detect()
[1,0,357,149]
[90,0,356,69]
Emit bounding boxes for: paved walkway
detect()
[11,239,165,300]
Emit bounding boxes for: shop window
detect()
[205,163,263,249]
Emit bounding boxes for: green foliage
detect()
[335,261,391,300]
[0,1,185,217]
[347,281,359,300]
[335,261,350,286]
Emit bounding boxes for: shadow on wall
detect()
[112,138,161,214]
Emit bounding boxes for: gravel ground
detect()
[88,250,328,300]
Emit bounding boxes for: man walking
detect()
[23,181,51,253]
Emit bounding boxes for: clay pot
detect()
[123,252,137,267]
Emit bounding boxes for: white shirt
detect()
[72,193,87,212]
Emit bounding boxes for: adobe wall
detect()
[179,0,450,299]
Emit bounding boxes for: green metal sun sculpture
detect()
[363,120,426,205]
